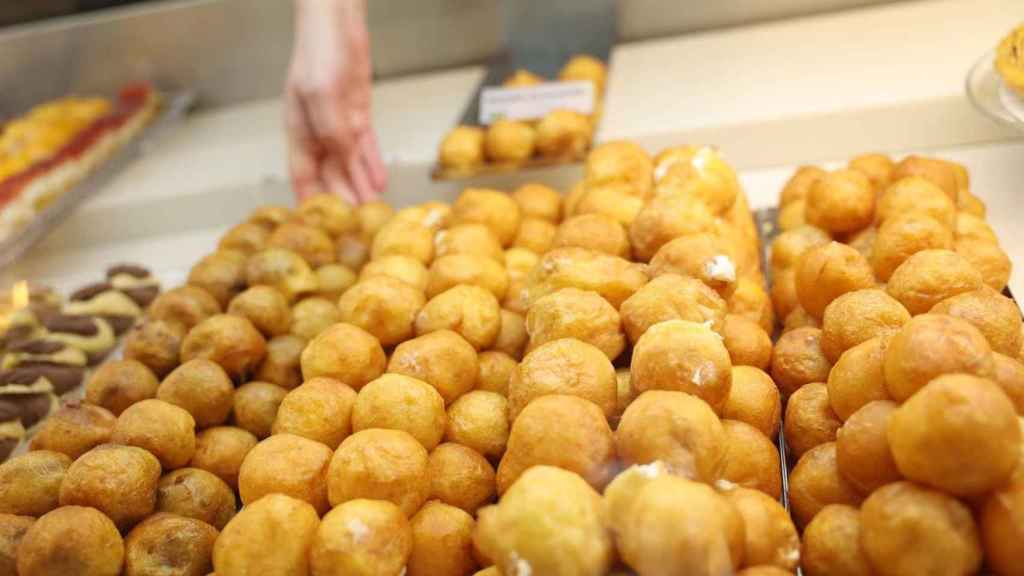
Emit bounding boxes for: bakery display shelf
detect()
[0,90,196,269]
[966,48,1024,131]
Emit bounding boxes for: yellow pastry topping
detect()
[996,24,1024,97]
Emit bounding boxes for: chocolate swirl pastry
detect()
[0,363,86,395]
[39,314,116,365]
[107,264,161,307]
[0,419,25,462]
[1,339,87,370]
[0,389,57,429]
[67,283,142,335]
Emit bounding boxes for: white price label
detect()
[479,81,595,124]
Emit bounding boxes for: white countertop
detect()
[5,0,1024,296]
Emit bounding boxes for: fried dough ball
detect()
[777,198,806,230]
[888,373,1020,496]
[475,351,516,395]
[359,254,428,291]
[354,202,396,241]
[29,403,116,460]
[0,514,33,575]
[156,359,233,428]
[992,352,1024,415]
[371,219,434,264]
[510,338,616,419]
[615,390,724,481]
[722,314,772,369]
[427,443,496,514]
[954,212,998,243]
[388,329,478,404]
[314,264,357,300]
[439,125,485,171]
[886,249,983,314]
[245,248,318,302]
[584,140,651,193]
[628,193,715,261]
[981,480,1024,576]
[955,237,1012,292]
[511,183,560,222]
[0,451,70,517]
[255,334,305,389]
[496,395,614,493]
[434,225,503,266]
[511,218,556,254]
[288,297,339,340]
[800,504,873,576]
[574,182,645,227]
[238,433,332,514]
[525,288,624,360]
[180,314,267,381]
[213,493,319,576]
[502,249,537,314]
[648,234,740,299]
[784,306,820,332]
[59,444,160,530]
[296,193,357,237]
[891,155,959,199]
[871,212,953,281]
[300,322,386,389]
[187,250,248,308]
[523,247,647,309]
[784,382,842,459]
[156,467,236,530]
[336,232,370,270]
[725,487,800,571]
[248,205,292,229]
[835,400,901,495]
[123,319,185,378]
[827,336,892,420]
[231,381,287,439]
[795,242,875,319]
[123,513,217,576]
[483,119,535,163]
[445,391,509,459]
[848,152,894,191]
[860,482,981,576]
[653,145,740,214]
[452,188,521,247]
[477,465,611,576]
[352,374,447,450]
[535,109,591,159]
[931,286,1022,356]
[112,399,195,469]
[267,223,335,267]
[311,498,412,576]
[620,274,727,344]
[552,213,629,257]
[272,377,356,449]
[492,309,526,359]
[805,169,875,234]
[190,426,257,490]
[426,254,508,300]
[632,320,733,413]
[219,221,269,255]
[883,313,994,401]
[737,566,794,576]
[721,419,782,498]
[780,166,826,207]
[770,225,831,273]
[787,442,862,528]
[723,366,781,438]
[338,276,424,346]
[147,285,221,331]
[958,190,987,218]
[394,202,453,233]
[84,359,160,416]
[17,506,123,576]
[771,267,800,321]
[226,285,291,337]
[847,226,877,261]
[729,276,776,334]
[408,500,477,576]
[615,475,740,576]
[416,285,501,351]
[875,176,955,227]
[560,54,607,90]
[327,428,430,515]
[820,288,909,363]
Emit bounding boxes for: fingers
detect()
[322,157,358,205]
[347,146,376,204]
[284,88,323,202]
[357,130,388,195]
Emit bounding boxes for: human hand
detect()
[285,0,387,204]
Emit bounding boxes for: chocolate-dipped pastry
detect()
[67,283,142,335]
[2,339,88,370]
[0,388,57,429]
[0,308,47,350]
[0,364,85,396]
[0,419,24,462]
[107,264,161,307]
[38,314,116,365]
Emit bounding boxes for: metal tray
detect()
[0,90,196,269]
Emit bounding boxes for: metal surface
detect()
[0,90,195,270]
